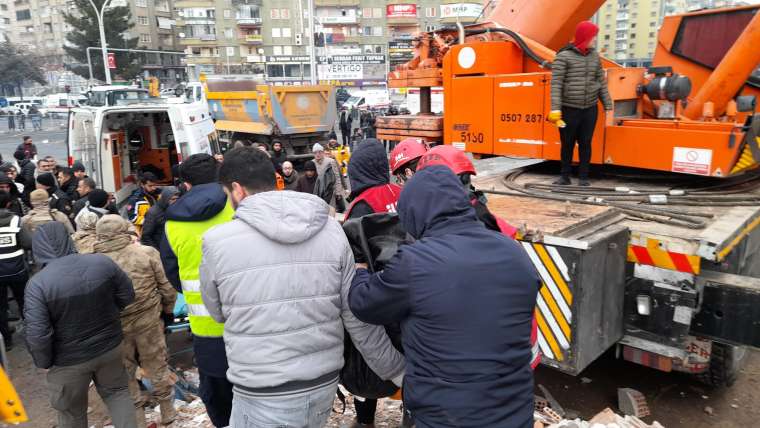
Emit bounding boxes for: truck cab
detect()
[67,96,217,204]
[85,86,151,107]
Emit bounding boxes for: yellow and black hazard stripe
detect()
[520,242,573,362]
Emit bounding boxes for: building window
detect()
[135,0,147,7]
[272,28,281,37]
[649,32,655,37]
[373,26,382,36]
[224,28,233,39]
[270,9,280,19]
[648,42,655,49]
[283,45,293,55]
[156,0,169,12]
[206,9,215,18]
[425,24,437,32]
[426,7,436,17]
[138,16,148,25]
[282,27,291,37]
[280,9,290,19]
[273,46,283,55]
[224,9,231,18]
[362,8,371,18]
[604,34,610,40]
[140,34,151,43]
[650,21,656,27]
[650,11,657,17]
[362,26,371,35]
[630,33,636,38]
[629,43,635,48]
[631,23,636,28]
[372,8,381,18]
[15,9,31,20]
[44,22,53,32]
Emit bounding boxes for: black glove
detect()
[161,312,174,327]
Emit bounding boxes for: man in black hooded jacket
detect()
[345,139,401,220]
[349,166,540,428]
[24,222,137,428]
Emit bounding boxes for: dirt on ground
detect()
[9,330,760,427]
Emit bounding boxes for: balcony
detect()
[179,35,219,46]
[246,54,265,63]
[237,16,262,26]
[317,15,358,25]
[241,34,263,44]
[175,0,215,7]
[616,13,629,20]
[185,55,221,65]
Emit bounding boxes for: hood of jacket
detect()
[558,43,596,56]
[398,165,479,240]
[33,221,77,265]
[283,170,299,185]
[157,186,179,210]
[348,139,390,199]
[235,191,328,245]
[0,176,20,198]
[166,183,228,222]
[93,214,133,253]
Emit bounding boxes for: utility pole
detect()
[306,0,317,84]
[88,0,114,84]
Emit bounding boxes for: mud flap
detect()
[690,270,760,349]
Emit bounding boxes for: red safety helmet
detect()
[389,138,428,174]
[417,145,476,176]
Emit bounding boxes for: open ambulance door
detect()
[68,109,101,186]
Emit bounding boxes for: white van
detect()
[68,96,217,204]
[342,89,390,111]
[44,94,87,116]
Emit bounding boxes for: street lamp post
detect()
[88,0,114,85]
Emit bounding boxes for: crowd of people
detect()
[1,134,540,428]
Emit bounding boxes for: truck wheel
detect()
[698,342,749,387]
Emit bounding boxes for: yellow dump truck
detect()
[202,75,337,159]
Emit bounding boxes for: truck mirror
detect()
[736,95,756,113]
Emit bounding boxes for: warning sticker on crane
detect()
[672,147,712,175]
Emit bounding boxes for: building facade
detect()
[7,0,72,66]
[0,3,9,43]
[594,0,749,67]
[127,0,185,82]
[177,0,486,86]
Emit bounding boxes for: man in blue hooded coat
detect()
[348,166,540,428]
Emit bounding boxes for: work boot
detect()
[135,406,147,428]
[552,175,571,185]
[578,178,591,187]
[159,399,177,425]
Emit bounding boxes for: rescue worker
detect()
[21,189,73,235]
[346,139,401,219]
[57,167,79,201]
[389,138,428,185]
[349,166,540,428]
[281,161,299,191]
[295,160,318,194]
[0,192,31,350]
[72,210,99,254]
[161,154,235,427]
[37,172,73,221]
[548,21,613,186]
[24,222,137,428]
[344,139,403,427]
[125,172,160,235]
[141,186,178,250]
[94,215,177,427]
[417,145,518,238]
[199,147,404,427]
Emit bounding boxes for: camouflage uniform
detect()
[72,210,100,254]
[21,207,74,235]
[94,215,177,426]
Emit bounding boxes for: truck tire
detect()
[698,342,749,387]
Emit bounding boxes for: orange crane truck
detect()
[379,2,760,386]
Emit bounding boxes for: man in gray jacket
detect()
[200,147,404,428]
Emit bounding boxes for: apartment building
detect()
[127,0,184,82]
[594,0,687,66]
[178,0,486,85]
[7,0,72,66]
[0,3,9,43]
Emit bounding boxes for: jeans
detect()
[230,380,338,428]
[559,105,598,179]
[46,346,136,428]
[0,271,27,345]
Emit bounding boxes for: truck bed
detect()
[472,159,760,262]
